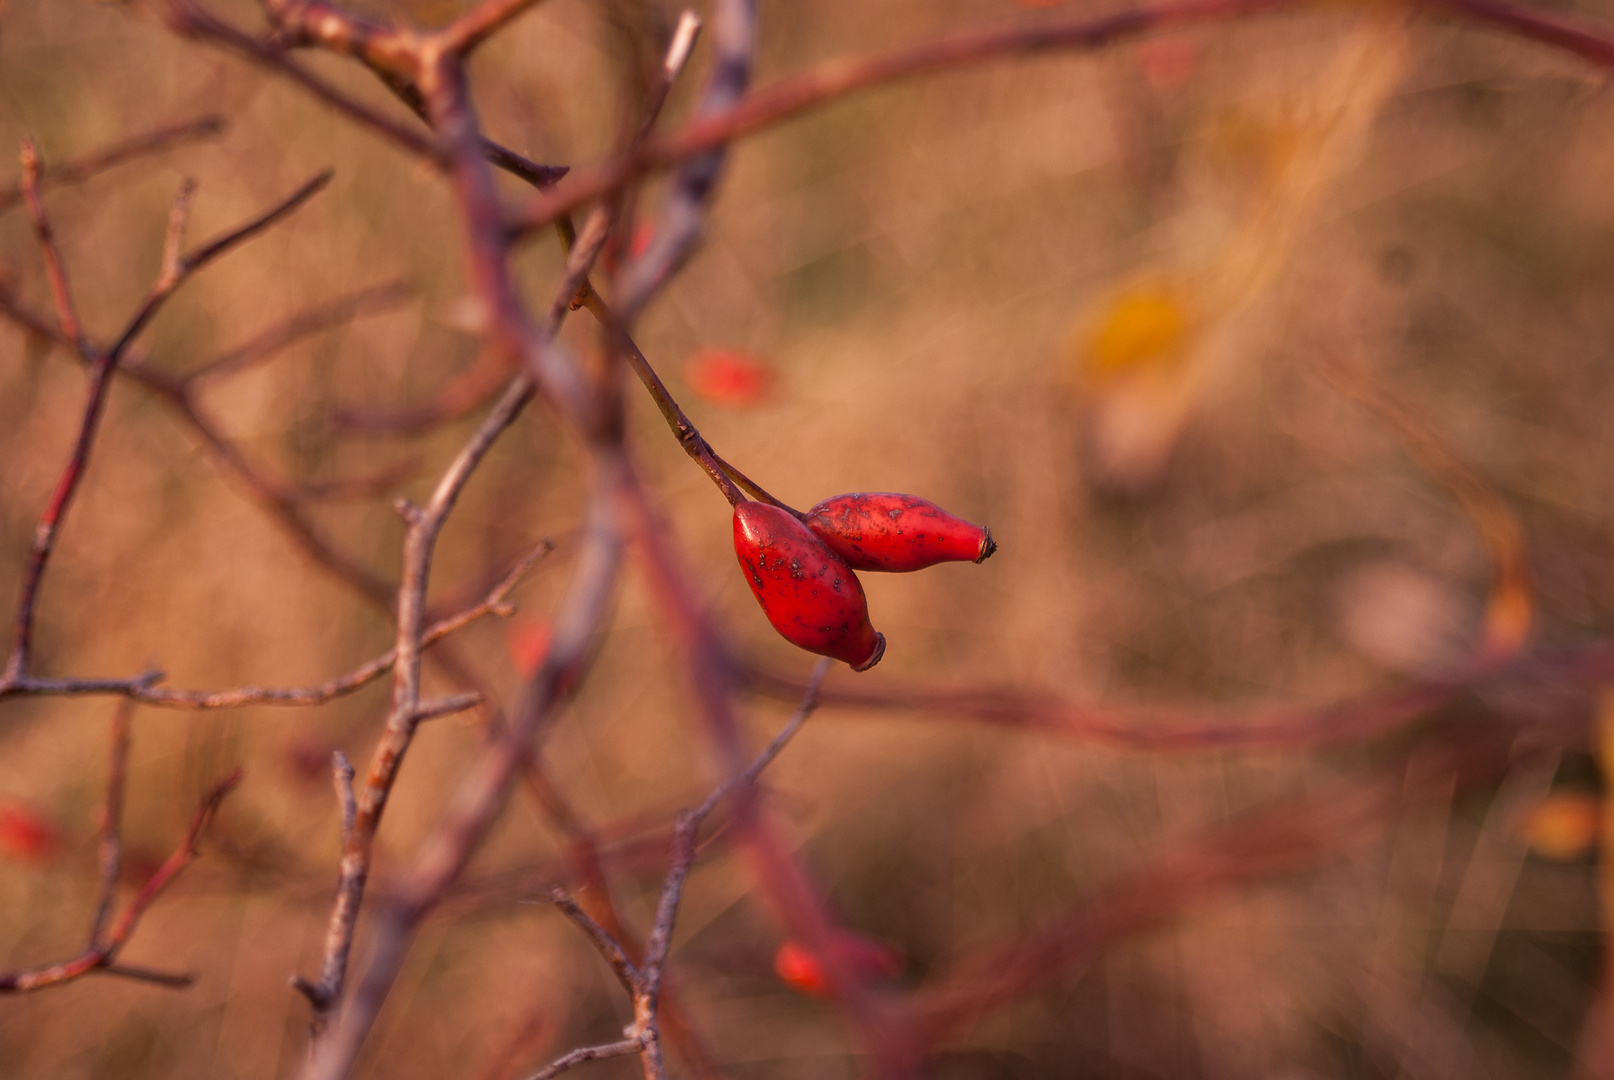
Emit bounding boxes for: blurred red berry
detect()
[774,941,830,996]
[602,223,655,276]
[774,934,903,996]
[0,802,59,863]
[505,616,552,677]
[685,349,773,408]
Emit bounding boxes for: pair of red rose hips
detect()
[732,493,995,670]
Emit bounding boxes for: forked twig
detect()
[4,165,330,685]
[0,739,243,994]
[540,658,829,1080]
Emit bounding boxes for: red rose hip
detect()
[733,502,885,670]
[805,493,995,573]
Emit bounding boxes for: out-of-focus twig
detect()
[166,1,441,162]
[904,729,1521,1046]
[3,165,330,688]
[88,700,135,948]
[540,658,829,1080]
[512,0,1614,240]
[0,116,225,216]
[0,757,243,994]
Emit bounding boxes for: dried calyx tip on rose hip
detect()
[805,492,995,573]
[733,501,885,671]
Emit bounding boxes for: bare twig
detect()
[0,767,243,993]
[513,0,1614,241]
[438,0,553,57]
[0,116,224,216]
[298,498,559,1031]
[521,1037,652,1080]
[0,534,551,707]
[166,1,441,163]
[295,36,615,1029]
[537,658,827,1080]
[302,450,627,1080]
[612,1,753,322]
[333,752,357,846]
[644,657,831,999]
[18,141,88,353]
[4,170,332,684]
[89,700,135,948]
[550,891,642,994]
[740,660,1464,752]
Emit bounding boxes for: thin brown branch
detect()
[298,153,597,1037]
[1426,0,1614,66]
[18,140,89,354]
[550,890,642,995]
[166,1,441,163]
[0,283,412,613]
[740,661,1466,752]
[0,538,549,707]
[334,752,357,846]
[410,691,485,722]
[302,450,628,1080]
[513,0,1614,241]
[299,463,546,1027]
[521,765,731,1080]
[0,767,242,993]
[611,0,753,323]
[438,0,553,56]
[640,656,830,1006]
[522,1037,651,1080]
[4,171,330,684]
[260,0,570,189]
[538,663,825,1080]
[260,0,412,69]
[89,700,135,948]
[113,170,331,365]
[0,116,225,216]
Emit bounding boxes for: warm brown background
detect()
[2,0,1612,1076]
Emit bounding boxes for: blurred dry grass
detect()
[3,0,1614,1076]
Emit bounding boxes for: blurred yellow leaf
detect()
[1519,792,1602,861]
[1082,281,1192,383]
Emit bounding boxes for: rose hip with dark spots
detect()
[733,502,884,670]
[805,492,995,573]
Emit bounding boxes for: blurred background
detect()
[2,0,1613,1075]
